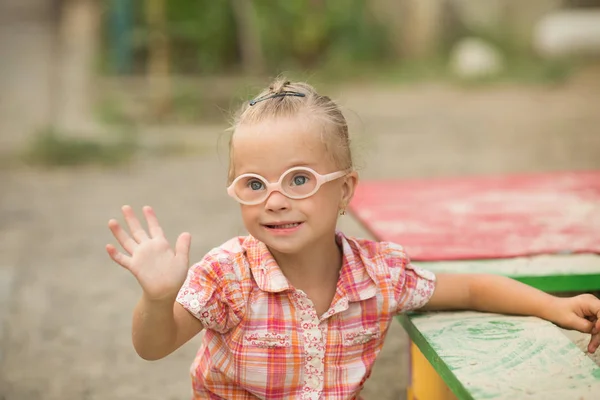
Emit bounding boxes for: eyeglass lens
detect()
[232,168,318,203]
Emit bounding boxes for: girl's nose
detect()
[264,190,291,211]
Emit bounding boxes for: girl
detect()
[106,78,600,400]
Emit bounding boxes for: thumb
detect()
[174,232,191,264]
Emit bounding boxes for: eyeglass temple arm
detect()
[323,170,350,182]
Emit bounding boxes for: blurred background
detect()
[1,1,600,399]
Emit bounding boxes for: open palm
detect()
[106,205,191,301]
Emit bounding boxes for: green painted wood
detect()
[400,311,600,399]
[516,275,600,293]
[401,314,474,400]
[416,254,600,292]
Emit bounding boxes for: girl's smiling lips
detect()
[262,221,304,231]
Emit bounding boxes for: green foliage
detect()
[23,127,137,167]
[254,0,391,70]
[105,0,392,74]
[164,0,238,73]
[122,0,238,74]
[100,1,578,88]
[458,58,575,86]
[95,96,134,126]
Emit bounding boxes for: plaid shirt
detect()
[176,232,436,400]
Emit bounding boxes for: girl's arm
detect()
[420,273,600,352]
[421,273,554,320]
[106,205,203,360]
[132,297,203,361]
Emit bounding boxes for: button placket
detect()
[293,290,327,400]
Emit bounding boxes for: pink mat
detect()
[348,171,600,261]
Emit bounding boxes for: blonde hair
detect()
[227,77,352,183]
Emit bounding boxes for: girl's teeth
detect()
[273,223,299,229]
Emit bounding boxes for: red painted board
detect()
[348,171,600,261]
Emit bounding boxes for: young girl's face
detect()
[231,115,357,255]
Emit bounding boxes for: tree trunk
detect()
[0,0,57,151]
[145,0,171,119]
[368,0,406,60]
[400,0,444,60]
[230,0,265,75]
[55,0,101,135]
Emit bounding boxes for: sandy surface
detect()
[2,77,600,399]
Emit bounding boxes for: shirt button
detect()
[308,375,320,387]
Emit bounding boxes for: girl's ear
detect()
[340,171,358,209]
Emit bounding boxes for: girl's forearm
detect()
[131,295,179,360]
[467,274,556,321]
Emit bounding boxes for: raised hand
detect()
[106,205,191,302]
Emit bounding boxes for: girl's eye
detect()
[291,175,309,186]
[248,180,265,191]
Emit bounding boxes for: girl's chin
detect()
[259,233,310,255]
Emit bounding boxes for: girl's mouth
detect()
[264,222,303,230]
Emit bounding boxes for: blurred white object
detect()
[450,37,504,78]
[534,10,600,58]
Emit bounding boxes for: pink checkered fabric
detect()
[176,232,436,399]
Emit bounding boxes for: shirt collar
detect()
[243,232,378,302]
[243,235,292,293]
[336,232,378,302]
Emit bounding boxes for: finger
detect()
[593,318,600,335]
[122,205,149,242]
[174,232,191,264]
[589,332,600,354]
[106,244,132,270]
[108,219,138,254]
[581,294,600,317]
[143,206,165,239]
[569,316,594,333]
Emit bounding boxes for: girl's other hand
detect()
[106,205,191,302]
[551,294,600,353]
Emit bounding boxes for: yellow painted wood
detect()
[410,341,457,400]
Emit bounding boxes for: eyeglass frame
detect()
[226,166,350,205]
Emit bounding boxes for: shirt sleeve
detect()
[383,242,437,314]
[176,250,246,333]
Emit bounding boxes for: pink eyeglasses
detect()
[227,166,349,205]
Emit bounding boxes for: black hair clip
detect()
[249,91,306,106]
